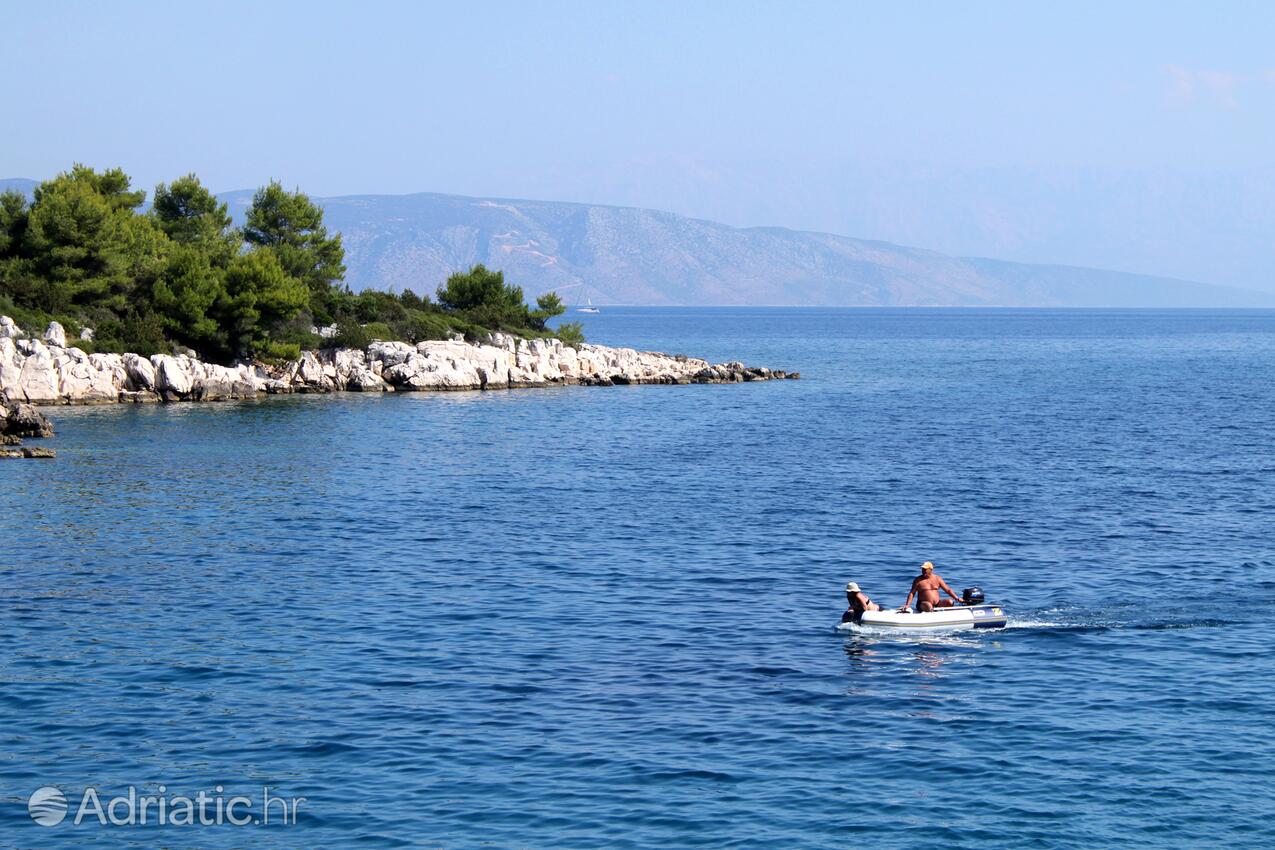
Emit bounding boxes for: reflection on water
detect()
[911,650,947,679]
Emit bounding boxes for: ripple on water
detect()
[2,309,1275,849]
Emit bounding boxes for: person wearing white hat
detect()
[901,561,961,612]
[841,581,880,624]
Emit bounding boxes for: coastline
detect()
[0,317,798,408]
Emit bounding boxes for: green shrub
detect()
[116,312,168,357]
[529,292,565,330]
[362,321,395,341]
[399,289,429,311]
[553,321,585,348]
[260,341,301,362]
[353,290,407,324]
[332,318,372,350]
[0,296,65,338]
[269,316,323,354]
[394,310,453,342]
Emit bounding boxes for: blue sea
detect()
[3,308,1275,849]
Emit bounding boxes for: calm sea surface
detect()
[3,308,1275,849]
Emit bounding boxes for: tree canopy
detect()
[436,264,568,333]
[243,182,345,323]
[0,165,582,362]
[153,174,237,262]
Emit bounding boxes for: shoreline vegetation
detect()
[0,166,797,458]
[0,165,585,361]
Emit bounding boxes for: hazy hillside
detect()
[219,190,1266,307]
[7,177,1267,306]
[0,178,36,195]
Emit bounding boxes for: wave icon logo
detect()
[28,786,68,826]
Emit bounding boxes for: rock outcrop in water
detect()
[0,399,56,458]
[0,317,798,408]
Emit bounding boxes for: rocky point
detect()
[0,319,797,408]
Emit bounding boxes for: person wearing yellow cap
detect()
[901,561,961,612]
[840,581,880,624]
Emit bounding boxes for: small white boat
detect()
[839,603,1008,632]
[578,297,600,314]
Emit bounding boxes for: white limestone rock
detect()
[346,367,389,392]
[289,350,334,391]
[496,332,518,352]
[57,358,118,403]
[58,345,89,365]
[0,317,787,407]
[0,337,21,398]
[16,348,60,403]
[195,362,255,400]
[556,345,580,379]
[470,344,514,389]
[43,321,67,348]
[332,348,365,373]
[367,341,415,368]
[151,354,194,399]
[384,351,482,390]
[89,353,129,393]
[324,348,363,390]
[122,353,156,392]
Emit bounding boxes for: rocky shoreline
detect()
[0,317,797,456]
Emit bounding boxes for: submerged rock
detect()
[1,446,55,459]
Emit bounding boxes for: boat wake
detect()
[1004,618,1068,629]
[839,609,1245,639]
[1004,611,1241,634]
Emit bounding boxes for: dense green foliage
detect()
[0,166,583,362]
[435,265,566,333]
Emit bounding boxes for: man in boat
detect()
[841,582,880,624]
[901,561,961,612]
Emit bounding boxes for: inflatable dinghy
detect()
[838,587,1007,632]
[844,604,1007,631]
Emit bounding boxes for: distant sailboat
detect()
[578,297,600,314]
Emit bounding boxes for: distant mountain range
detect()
[222,191,1275,307]
[5,177,1269,307]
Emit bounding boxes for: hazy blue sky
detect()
[6,1,1275,289]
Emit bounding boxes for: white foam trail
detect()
[1005,619,1068,629]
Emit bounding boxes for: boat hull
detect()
[841,604,1007,631]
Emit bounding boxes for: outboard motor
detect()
[962,587,985,605]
